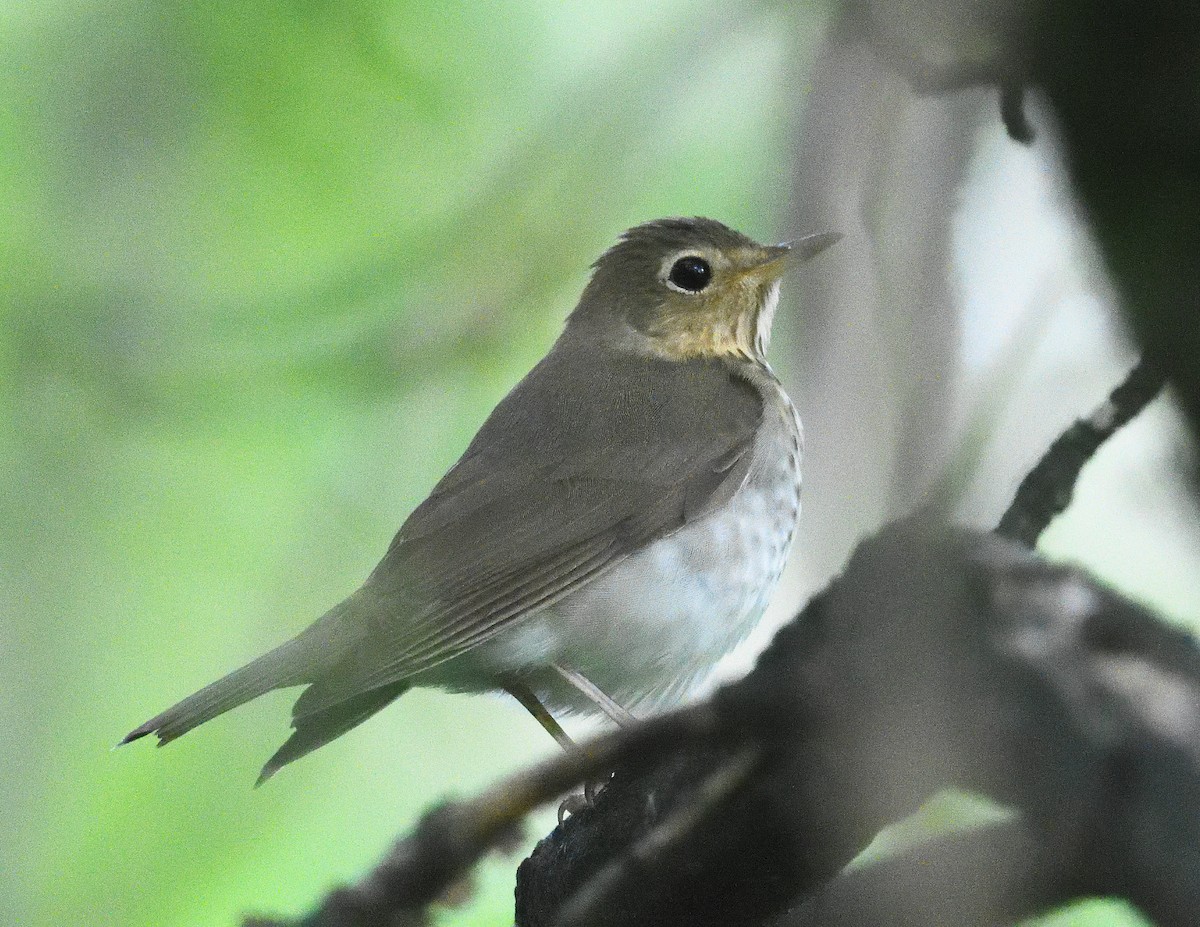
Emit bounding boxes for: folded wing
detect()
[293,345,763,717]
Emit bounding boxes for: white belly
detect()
[451,380,802,715]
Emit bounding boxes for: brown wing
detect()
[292,339,762,717]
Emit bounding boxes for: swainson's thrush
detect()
[123,217,839,782]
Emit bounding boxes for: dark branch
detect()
[516,525,1200,926]
[552,748,763,927]
[996,358,1166,546]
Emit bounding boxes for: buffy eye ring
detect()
[666,256,712,293]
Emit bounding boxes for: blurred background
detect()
[2,2,1197,925]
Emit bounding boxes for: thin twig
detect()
[996,358,1166,546]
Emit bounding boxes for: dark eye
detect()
[667,256,712,293]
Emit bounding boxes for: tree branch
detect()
[995,358,1166,546]
[515,524,1200,926]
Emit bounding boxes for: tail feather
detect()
[256,681,409,785]
[121,638,313,747]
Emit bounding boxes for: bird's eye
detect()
[666,256,712,293]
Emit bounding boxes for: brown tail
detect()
[122,594,409,781]
[120,636,313,747]
[256,680,410,785]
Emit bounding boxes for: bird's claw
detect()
[556,775,611,823]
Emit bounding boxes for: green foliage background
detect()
[0,2,1178,926]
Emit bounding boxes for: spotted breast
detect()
[461,361,803,715]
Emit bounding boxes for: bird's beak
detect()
[740,231,842,283]
[783,231,842,263]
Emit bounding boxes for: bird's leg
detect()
[548,667,635,815]
[503,679,606,821]
[503,681,575,750]
[552,663,638,727]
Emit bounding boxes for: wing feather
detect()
[294,343,763,718]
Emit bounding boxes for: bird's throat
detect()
[642,280,781,363]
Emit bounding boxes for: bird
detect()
[122,217,839,783]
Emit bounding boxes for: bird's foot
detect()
[557,791,589,823]
[557,774,612,823]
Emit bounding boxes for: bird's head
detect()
[570,217,838,362]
